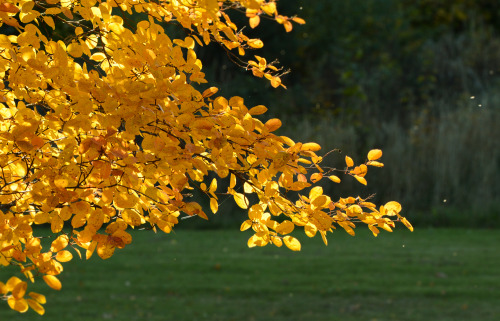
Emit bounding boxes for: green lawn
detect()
[1,228,499,321]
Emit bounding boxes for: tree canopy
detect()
[0,0,412,314]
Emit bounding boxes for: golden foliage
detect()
[0,0,411,314]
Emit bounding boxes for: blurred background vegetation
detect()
[190,0,500,229]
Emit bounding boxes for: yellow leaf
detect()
[111,230,132,247]
[6,276,23,292]
[247,232,268,247]
[283,20,293,32]
[354,175,367,185]
[229,174,236,189]
[367,161,384,167]
[55,250,73,262]
[173,36,195,49]
[54,175,69,189]
[202,87,218,98]
[270,76,282,88]
[292,17,306,24]
[67,42,83,58]
[320,230,328,245]
[312,195,329,209]
[283,236,301,251]
[350,164,368,177]
[233,193,249,209]
[97,242,115,259]
[345,156,354,167]
[247,39,264,49]
[86,241,97,260]
[384,201,402,215]
[401,217,414,232]
[301,142,321,152]
[367,149,383,161]
[28,292,46,304]
[328,175,341,183]
[309,186,323,200]
[43,275,61,290]
[87,210,104,230]
[210,198,218,214]
[114,192,138,209]
[304,222,317,237]
[240,219,252,231]
[243,182,253,194]
[310,172,323,183]
[50,235,69,252]
[247,234,259,248]
[276,220,294,235]
[121,209,142,226]
[271,237,283,247]
[27,299,45,315]
[368,225,380,237]
[209,178,217,193]
[249,15,260,28]
[261,2,276,15]
[90,52,106,62]
[264,118,282,132]
[248,105,267,115]
[12,281,27,299]
[8,297,28,313]
[50,214,64,233]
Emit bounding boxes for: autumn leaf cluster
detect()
[0,0,412,314]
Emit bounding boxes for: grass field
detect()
[1,228,499,321]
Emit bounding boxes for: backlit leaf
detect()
[233,193,249,209]
[301,142,321,152]
[354,175,367,185]
[247,39,264,48]
[345,156,354,167]
[367,149,383,161]
[67,42,83,58]
[27,299,45,315]
[249,15,260,28]
[304,222,317,237]
[328,175,341,183]
[28,292,46,304]
[311,172,323,183]
[384,201,402,215]
[202,87,218,97]
[367,161,384,167]
[55,250,73,262]
[240,219,252,231]
[401,217,414,232]
[50,235,69,252]
[276,220,294,235]
[283,236,301,251]
[8,297,28,313]
[264,118,282,132]
[12,281,27,299]
[248,105,267,115]
[292,17,306,24]
[271,237,283,247]
[210,198,218,214]
[43,275,61,291]
[97,242,115,259]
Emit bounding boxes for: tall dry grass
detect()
[279,94,500,227]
